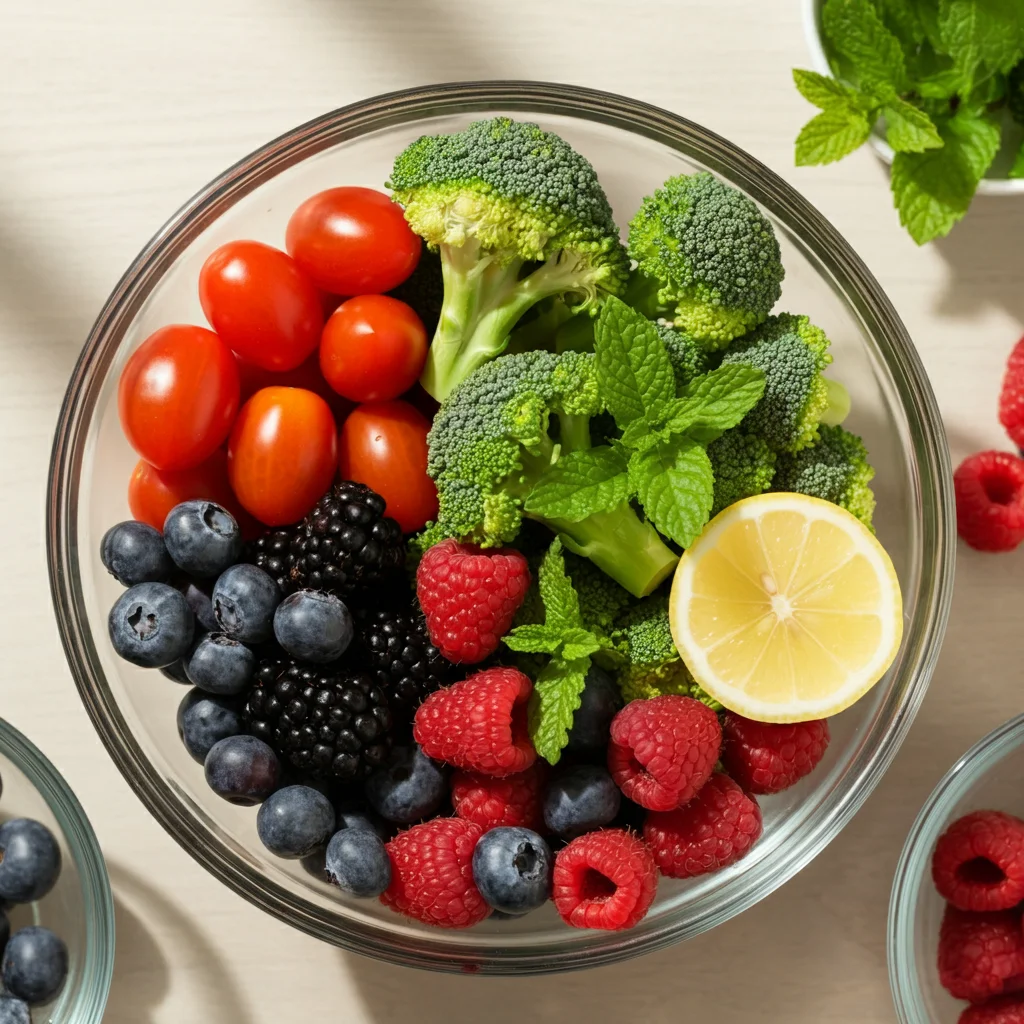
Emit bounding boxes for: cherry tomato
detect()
[320,295,427,402]
[234,352,354,423]
[199,240,324,372]
[285,187,421,295]
[338,400,437,533]
[118,324,240,471]
[227,387,338,526]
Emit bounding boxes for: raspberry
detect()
[961,995,1024,1024]
[451,762,548,831]
[416,540,531,663]
[643,773,762,878]
[938,905,1024,1003]
[954,452,1024,553]
[999,335,1024,450]
[413,667,536,777]
[607,695,721,811]
[932,811,1024,912]
[380,818,490,929]
[721,713,830,795]
[552,829,658,930]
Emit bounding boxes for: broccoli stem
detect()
[821,378,851,427]
[557,413,592,454]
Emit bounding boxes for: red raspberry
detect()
[552,829,658,930]
[961,995,1024,1024]
[416,540,531,663]
[451,762,548,831]
[607,695,721,811]
[938,905,1024,1003]
[932,810,1024,912]
[380,818,490,929]
[413,666,536,777]
[721,713,830,795]
[999,335,1024,450]
[643,773,762,879]
[954,452,1024,553]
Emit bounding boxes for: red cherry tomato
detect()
[285,187,421,295]
[234,352,354,423]
[118,324,240,471]
[227,387,338,526]
[338,401,437,533]
[320,295,427,402]
[199,240,324,372]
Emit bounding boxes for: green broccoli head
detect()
[627,172,784,349]
[773,424,876,528]
[654,323,713,391]
[719,313,833,453]
[706,431,777,517]
[564,552,635,636]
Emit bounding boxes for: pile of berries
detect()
[931,809,1024,1022]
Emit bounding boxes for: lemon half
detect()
[669,493,903,723]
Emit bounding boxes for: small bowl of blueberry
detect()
[0,721,113,1022]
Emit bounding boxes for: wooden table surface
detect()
[2,0,1022,1020]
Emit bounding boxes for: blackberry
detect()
[291,482,405,596]
[247,528,301,595]
[243,657,393,783]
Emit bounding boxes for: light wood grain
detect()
[1,0,1022,1020]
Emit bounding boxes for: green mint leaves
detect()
[525,298,764,549]
[822,0,908,90]
[504,539,608,764]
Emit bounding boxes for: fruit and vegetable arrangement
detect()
[101,116,904,932]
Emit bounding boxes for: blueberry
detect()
[0,820,62,904]
[184,634,255,695]
[543,765,621,839]
[0,995,29,1024]
[163,500,242,578]
[1,927,67,1006]
[565,665,622,754]
[178,578,219,632]
[365,746,447,824]
[256,785,335,859]
[204,735,280,806]
[159,660,191,684]
[472,827,552,916]
[212,564,281,644]
[176,689,243,764]
[100,521,172,586]
[335,806,391,841]
[0,907,8,958]
[273,590,353,664]
[324,828,391,898]
[108,582,194,668]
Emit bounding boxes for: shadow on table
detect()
[103,862,249,1024]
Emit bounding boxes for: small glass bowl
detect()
[889,715,1024,1022]
[0,719,114,1021]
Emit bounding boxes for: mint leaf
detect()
[1011,140,1024,179]
[916,67,969,99]
[883,97,944,152]
[524,447,630,522]
[875,0,928,44]
[629,439,714,548]
[502,623,565,654]
[939,0,1024,81]
[891,110,1000,243]
[560,631,605,661]
[594,296,676,429]
[822,0,908,89]
[668,365,766,438]
[619,419,664,451]
[536,538,582,631]
[796,108,873,166]
[528,656,589,765]
[793,68,871,110]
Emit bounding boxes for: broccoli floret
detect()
[654,322,713,391]
[773,424,877,528]
[389,117,630,400]
[422,349,678,597]
[719,313,834,453]
[626,172,785,349]
[706,431,777,517]
[564,552,635,636]
[388,247,443,337]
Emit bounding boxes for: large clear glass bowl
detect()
[47,82,954,974]
[889,715,1024,1022]
[0,719,114,1020]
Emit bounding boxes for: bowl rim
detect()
[0,717,115,1021]
[888,714,1024,1022]
[800,0,1024,196]
[47,80,956,973]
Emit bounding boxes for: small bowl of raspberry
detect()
[890,714,1024,1022]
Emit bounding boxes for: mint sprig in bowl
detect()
[799,0,1024,244]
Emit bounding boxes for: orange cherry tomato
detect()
[338,400,437,533]
[227,387,338,526]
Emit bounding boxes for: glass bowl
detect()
[0,719,114,1020]
[47,81,955,974]
[889,715,1024,1022]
